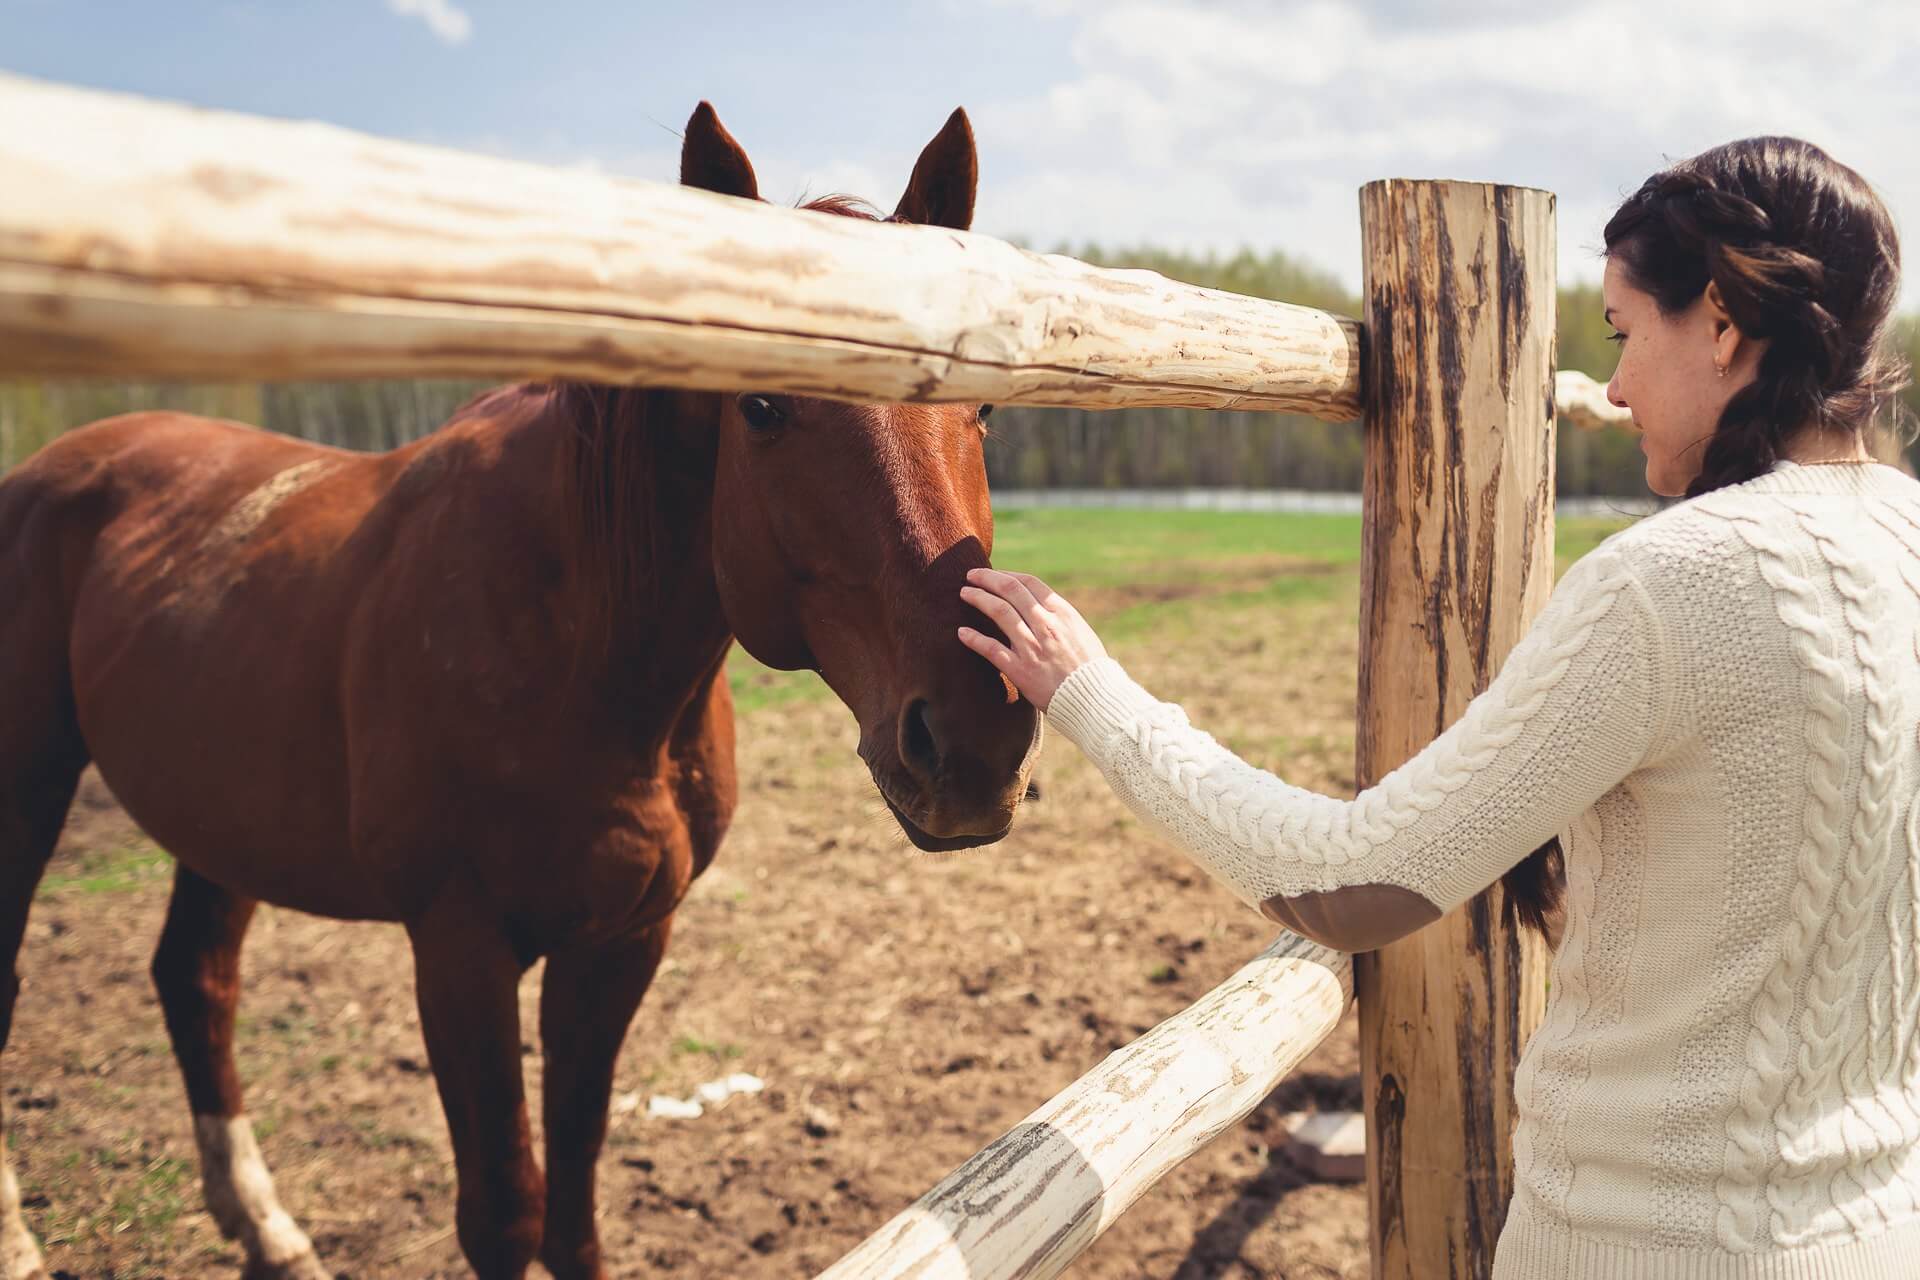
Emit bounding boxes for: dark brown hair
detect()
[1604,136,1910,497]
[1501,137,1910,945]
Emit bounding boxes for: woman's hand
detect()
[957,568,1108,711]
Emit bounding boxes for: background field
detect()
[10,506,1630,1279]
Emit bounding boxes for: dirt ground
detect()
[8,570,1371,1279]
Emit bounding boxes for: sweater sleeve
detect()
[1043,546,1671,939]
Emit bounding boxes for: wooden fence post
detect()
[1355,180,1557,1279]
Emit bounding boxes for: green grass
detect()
[28,1147,194,1252]
[108,1155,192,1237]
[988,508,1368,591]
[37,839,170,898]
[670,1034,744,1060]
[724,507,1640,711]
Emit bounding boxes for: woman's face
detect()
[1601,257,1758,497]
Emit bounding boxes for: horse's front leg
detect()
[409,903,545,1280]
[537,921,673,1280]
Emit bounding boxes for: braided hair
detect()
[1502,137,1911,944]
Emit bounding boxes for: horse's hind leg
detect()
[151,866,326,1280]
[537,921,673,1280]
[0,615,89,1280]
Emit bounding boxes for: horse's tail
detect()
[0,431,101,881]
[0,434,101,1278]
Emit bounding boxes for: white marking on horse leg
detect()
[0,1147,47,1280]
[193,1114,326,1280]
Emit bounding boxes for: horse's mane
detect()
[799,193,895,222]
[555,193,899,655]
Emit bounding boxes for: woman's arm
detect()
[960,547,1672,950]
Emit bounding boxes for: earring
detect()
[1715,363,1728,378]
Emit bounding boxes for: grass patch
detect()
[670,1035,744,1060]
[726,651,824,715]
[30,1148,193,1252]
[109,1155,191,1237]
[37,839,169,898]
[989,508,1367,592]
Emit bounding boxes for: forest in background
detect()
[4,243,1916,496]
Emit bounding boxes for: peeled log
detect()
[1557,369,1632,432]
[1356,179,1556,1280]
[0,74,1359,417]
[814,930,1351,1280]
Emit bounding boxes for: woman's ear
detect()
[1703,279,1734,325]
[1703,280,1748,374]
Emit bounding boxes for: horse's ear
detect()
[894,107,977,231]
[681,101,760,201]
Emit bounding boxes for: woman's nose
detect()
[1606,367,1627,409]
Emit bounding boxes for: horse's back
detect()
[2,412,353,598]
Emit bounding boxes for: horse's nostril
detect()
[902,698,940,780]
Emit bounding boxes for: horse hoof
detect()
[242,1249,331,1280]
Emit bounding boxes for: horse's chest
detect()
[561,777,733,936]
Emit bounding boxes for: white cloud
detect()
[385,0,472,46]
[968,0,1920,308]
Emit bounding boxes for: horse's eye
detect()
[978,404,995,421]
[737,394,784,434]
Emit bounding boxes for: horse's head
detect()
[680,102,1039,853]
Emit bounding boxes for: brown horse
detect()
[0,103,1037,1280]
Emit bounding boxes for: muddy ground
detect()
[9,564,1373,1279]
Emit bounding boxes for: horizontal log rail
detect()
[0,74,1361,418]
[814,930,1352,1280]
[1557,369,1632,432]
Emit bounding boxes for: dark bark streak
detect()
[1471,460,1501,690]
[1433,202,1473,731]
[1456,979,1496,1277]
[1374,1072,1408,1253]
[1494,187,1533,402]
[1359,265,1399,782]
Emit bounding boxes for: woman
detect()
[960,137,1917,1277]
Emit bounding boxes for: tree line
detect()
[3,244,1916,496]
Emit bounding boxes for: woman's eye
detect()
[1606,331,1627,346]
[737,394,784,433]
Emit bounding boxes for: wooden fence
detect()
[0,69,1635,1279]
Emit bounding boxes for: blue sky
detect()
[5,0,1916,310]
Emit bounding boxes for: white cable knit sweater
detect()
[1044,460,1920,1280]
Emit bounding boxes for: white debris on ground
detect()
[616,1072,767,1121]
[1278,1110,1365,1183]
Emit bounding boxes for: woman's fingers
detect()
[1011,572,1084,621]
[967,567,1050,629]
[1008,571,1058,606]
[960,584,1039,649]
[957,625,1014,669]
[958,566,1100,713]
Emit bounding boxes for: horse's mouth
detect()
[878,790,1011,854]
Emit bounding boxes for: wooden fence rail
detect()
[815,931,1353,1280]
[0,73,1359,418]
